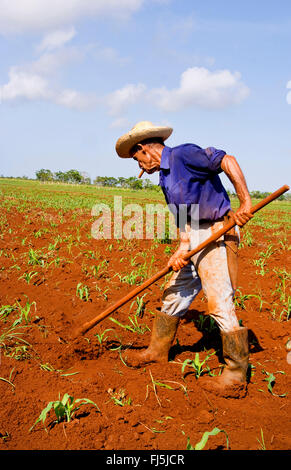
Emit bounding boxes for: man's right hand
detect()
[167,244,190,272]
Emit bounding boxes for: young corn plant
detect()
[129,294,147,318]
[0,325,30,355]
[194,314,218,334]
[29,393,100,432]
[76,282,90,302]
[28,249,45,267]
[260,370,287,397]
[94,328,114,352]
[181,351,216,379]
[234,288,265,312]
[109,313,150,335]
[95,285,109,301]
[14,299,37,325]
[18,271,39,285]
[0,304,18,322]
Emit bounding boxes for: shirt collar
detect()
[159,145,171,170]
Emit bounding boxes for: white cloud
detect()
[150,67,250,111]
[54,89,96,110]
[0,51,96,110]
[287,80,291,105]
[105,83,146,116]
[30,48,83,76]
[0,67,96,110]
[104,66,249,122]
[0,68,50,102]
[0,0,144,34]
[37,27,76,52]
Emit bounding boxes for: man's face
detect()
[131,144,160,174]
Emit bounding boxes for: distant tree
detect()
[80,171,91,185]
[143,179,154,190]
[36,169,54,182]
[127,177,143,190]
[54,171,67,182]
[66,169,82,184]
[94,176,118,187]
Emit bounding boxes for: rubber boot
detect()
[124,311,179,368]
[199,327,249,398]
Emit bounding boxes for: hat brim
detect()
[115,126,173,158]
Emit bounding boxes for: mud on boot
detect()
[123,311,179,368]
[199,327,249,398]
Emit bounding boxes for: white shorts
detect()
[161,219,240,333]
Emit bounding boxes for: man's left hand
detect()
[233,200,254,226]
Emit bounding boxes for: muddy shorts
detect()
[161,218,240,333]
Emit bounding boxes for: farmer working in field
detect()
[115,121,253,397]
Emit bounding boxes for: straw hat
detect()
[115,121,173,158]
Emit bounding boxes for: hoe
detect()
[73,184,289,338]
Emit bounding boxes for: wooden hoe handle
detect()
[76,185,289,336]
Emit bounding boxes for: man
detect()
[115,121,253,397]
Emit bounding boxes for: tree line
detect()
[4,169,287,199]
[35,169,160,191]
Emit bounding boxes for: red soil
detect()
[0,207,290,451]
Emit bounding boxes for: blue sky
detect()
[0,0,290,192]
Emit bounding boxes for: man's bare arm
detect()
[221,154,253,226]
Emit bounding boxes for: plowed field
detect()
[0,179,290,451]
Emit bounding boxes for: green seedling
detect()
[240,229,253,247]
[18,271,39,284]
[194,314,218,334]
[28,249,45,267]
[4,344,30,361]
[0,368,16,390]
[259,245,274,259]
[94,328,113,347]
[0,325,30,349]
[181,351,216,379]
[76,282,90,301]
[14,299,37,325]
[253,258,268,276]
[107,388,132,407]
[186,427,229,450]
[261,370,286,397]
[91,260,109,277]
[95,285,109,301]
[146,370,174,406]
[0,304,18,321]
[257,428,267,450]
[234,288,265,311]
[29,393,100,432]
[129,294,147,317]
[109,313,150,335]
[0,431,10,441]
